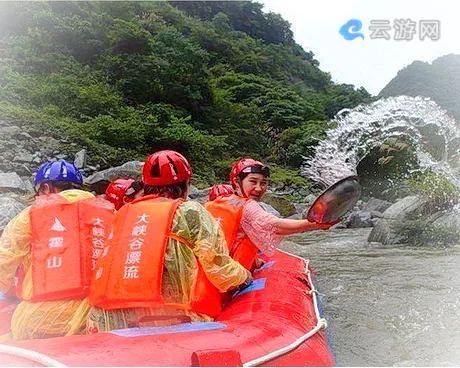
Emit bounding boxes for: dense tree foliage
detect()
[380,54,460,123]
[0,1,372,186]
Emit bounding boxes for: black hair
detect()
[36,180,84,194]
[143,181,188,199]
[125,180,144,198]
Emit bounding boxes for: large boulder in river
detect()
[363,197,393,213]
[368,195,430,244]
[346,211,374,228]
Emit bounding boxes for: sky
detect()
[259,0,460,95]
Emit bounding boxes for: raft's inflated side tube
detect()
[0,251,335,367]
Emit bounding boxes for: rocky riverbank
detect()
[1,119,458,247]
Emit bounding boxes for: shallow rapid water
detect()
[281,228,460,367]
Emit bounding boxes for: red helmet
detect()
[229,158,270,186]
[208,184,233,201]
[143,150,192,186]
[105,178,135,210]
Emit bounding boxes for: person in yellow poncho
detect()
[0,160,115,340]
[87,150,251,333]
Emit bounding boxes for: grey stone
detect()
[17,132,33,141]
[0,172,27,192]
[188,185,209,200]
[363,198,393,213]
[431,208,460,229]
[367,195,430,244]
[370,210,384,218]
[294,202,309,217]
[303,194,317,205]
[346,211,373,228]
[0,126,21,136]
[13,153,34,163]
[74,149,88,169]
[85,161,144,194]
[6,142,16,149]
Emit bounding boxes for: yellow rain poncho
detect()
[0,189,95,340]
[87,200,248,333]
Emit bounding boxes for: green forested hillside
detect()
[0,1,372,186]
[379,54,460,123]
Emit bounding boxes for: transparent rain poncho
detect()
[0,189,96,340]
[87,200,248,333]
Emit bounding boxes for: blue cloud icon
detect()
[339,19,365,40]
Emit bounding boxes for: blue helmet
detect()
[34,160,84,187]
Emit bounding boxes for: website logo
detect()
[340,19,440,41]
[339,19,365,41]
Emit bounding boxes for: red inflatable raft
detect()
[0,250,335,366]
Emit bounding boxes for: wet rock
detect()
[367,195,430,244]
[370,210,384,218]
[363,198,393,213]
[430,208,460,228]
[346,211,373,228]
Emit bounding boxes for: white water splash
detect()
[302,96,460,187]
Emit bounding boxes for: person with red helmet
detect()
[105,179,144,210]
[87,150,251,332]
[205,158,338,272]
[208,184,233,201]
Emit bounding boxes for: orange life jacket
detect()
[89,196,223,318]
[204,194,258,271]
[27,194,115,302]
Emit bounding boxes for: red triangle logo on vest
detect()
[50,217,66,232]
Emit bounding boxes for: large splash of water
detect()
[302,96,460,187]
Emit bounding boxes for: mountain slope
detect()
[379,54,460,122]
[0,1,372,185]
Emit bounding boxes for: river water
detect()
[281,228,460,367]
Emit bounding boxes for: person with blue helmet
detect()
[33,160,84,194]
[0,160,115,340]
